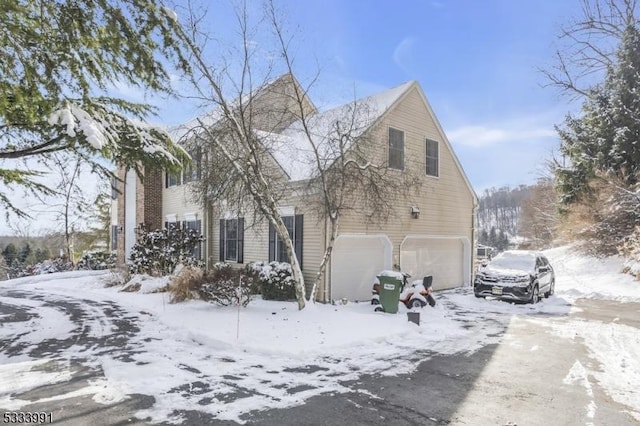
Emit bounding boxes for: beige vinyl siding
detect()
[295,205,326,299]
[209,198,326,300]
[209,215,267,265]
[336,85,474,274]
[162,183,202,223]
[249,74,317,134]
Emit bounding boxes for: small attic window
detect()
[388,127,404,170]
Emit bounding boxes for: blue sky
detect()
[155,0,581,193]
[2,0,586,235]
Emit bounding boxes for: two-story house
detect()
[114,74,478,303]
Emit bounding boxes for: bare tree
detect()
[518,178,561,248]
[179,1,421,308]
[178,2,309,309]
[267,3,421,301]
[542,0,639,99]
[34,153,93,264]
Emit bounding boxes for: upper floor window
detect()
[111,176,119,200]
[426,139,439,177]
[388,127,405,170]
[166,148,201,187]
[183,147,202,184]
[166,171,181,187]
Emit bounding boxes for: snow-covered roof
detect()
[270,81,415,181]
[167,77,414,181]
[167,108,223,143]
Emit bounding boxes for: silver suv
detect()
[474,250,555,304]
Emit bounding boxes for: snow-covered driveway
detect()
[0,246,639,424]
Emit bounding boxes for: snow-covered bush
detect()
[619,226,640,279]
[248,261,296,301]
[128,226,204,276]
[6,259,26,279]
[198,263,251,307]
[30,258,74,275]
[77,251,116,270]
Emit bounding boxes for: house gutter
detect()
[470,200,479,287]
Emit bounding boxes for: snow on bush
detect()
[248,261,296,301]
[619,226,640,279]
[128,226,203,276]
[122,274,171,294]
[29,258,74,276]
[198,263,252,307]
[77,251,116,271]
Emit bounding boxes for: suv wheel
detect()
[529,285,540,304]
[544,279,555,298]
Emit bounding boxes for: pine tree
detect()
[2,243,17,265]
[0,0,191,217]
[34,248,51,263]
[489,227,497,248]
[18,243,32,264]
[556,24,640,204]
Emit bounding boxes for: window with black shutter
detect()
[185,219,202,259]
[219,218,244,263]
[268,214,303,268]
[111,225,118,250]
[111,177,119,200]
[165,171,181,187]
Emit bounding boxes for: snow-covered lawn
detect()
[0,246,638,423]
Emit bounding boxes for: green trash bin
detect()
[377,275,403,313]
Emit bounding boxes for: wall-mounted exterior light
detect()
[411,206,420,219]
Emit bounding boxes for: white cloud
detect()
[448,124,557,148]
[392,37,416,75]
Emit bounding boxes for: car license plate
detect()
[492,287,503,295]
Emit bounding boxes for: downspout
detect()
[324,212,330,303]
[470,200,479,287]
[204,202,209,269]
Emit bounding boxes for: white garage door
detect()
[400,236,470,290]
[331,235,392,302]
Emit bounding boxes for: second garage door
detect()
[400,236,470,290]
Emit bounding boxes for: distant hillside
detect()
[476,184,538,251]
[0,234,67,258]
[477,185,531,236]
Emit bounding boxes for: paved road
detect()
[1,288,638,425]
[245,298,640,425]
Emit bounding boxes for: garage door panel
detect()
[331,236,391,302]
[401,238,464,290]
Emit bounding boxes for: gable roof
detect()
[409,83,478,204]
[163,76,477,204]
[270,80,477,205]
[167,73,315,143]
[270,81,414,181]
